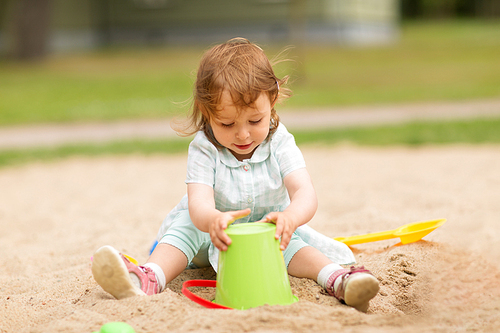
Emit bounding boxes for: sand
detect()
[1,144,499,333]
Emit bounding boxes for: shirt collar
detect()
[218,138,271,167]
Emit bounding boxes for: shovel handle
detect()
[334,230,396,246]
[181,280,232,310]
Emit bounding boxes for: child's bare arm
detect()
[187,183,250,251]
[265,168,318,250]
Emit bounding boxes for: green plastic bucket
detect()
[93,322,135,333]
[214,222,298,309]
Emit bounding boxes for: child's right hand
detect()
[209,208,251,251]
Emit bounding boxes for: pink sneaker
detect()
[91,245,159,299]
[326,266,379,312]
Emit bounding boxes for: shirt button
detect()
[247,197,253,203]
[243,164,250,171]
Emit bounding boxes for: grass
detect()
[0,48,200,124]
[1,117,499,169]
[293,117,500,146]
[1,19,500,126]
[0,137,192,168]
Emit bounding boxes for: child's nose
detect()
[236,126,249,139]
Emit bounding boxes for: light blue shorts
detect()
[158,210,309,269]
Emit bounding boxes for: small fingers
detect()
[210,218,232,251]
[212,239,228,251]
[264,213,281,238]
[279,224,293,250]
[227,208,252,226]
[211,229,231,251]
[265,213,294,251]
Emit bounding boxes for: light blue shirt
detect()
[187,123,306,222]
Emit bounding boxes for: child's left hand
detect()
[263,212,299,251]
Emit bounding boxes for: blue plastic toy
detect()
[149,240,158,255]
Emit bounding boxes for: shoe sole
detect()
[91,245,145,299]
[344,273,380,312]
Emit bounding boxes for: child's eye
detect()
[250,119,262,125]
[221,122,234,128]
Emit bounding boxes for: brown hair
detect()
[175,37,291,147]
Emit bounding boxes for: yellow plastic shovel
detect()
[334,218,446,246]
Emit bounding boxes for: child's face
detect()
[210,90,272,161]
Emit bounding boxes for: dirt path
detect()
[1,98,499,150]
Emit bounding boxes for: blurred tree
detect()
[90,0,112,47]
[401,0,500,18]
[476,0,500,17]
[11,0,51,60]
[401,0,421,18]
[420,0,457,17]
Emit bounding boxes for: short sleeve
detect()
[185,132,218,187]
[272,124,306,178]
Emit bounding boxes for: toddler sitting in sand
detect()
[92,38,379,312]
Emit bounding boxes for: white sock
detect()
[144,262,167,292]
[317,263,343,290]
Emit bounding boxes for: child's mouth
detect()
[234,143,252,150]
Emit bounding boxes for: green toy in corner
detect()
[93,322,135,333]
